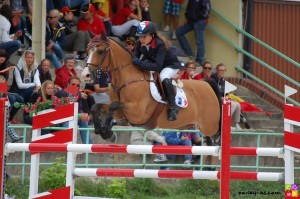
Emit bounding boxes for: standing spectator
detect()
[56,76,92,144]
[111,0,142,39]
[9,50,41,103]
[38,58,53,84]
[211,63,242,130]
[77,4,107,37]
[0,4,22,60]
[60,6,90,59]
[162,0,182,40]
[89,69,111,105]
[139,0,151,21]
[54,54,77,89]
[176,0,211,66]
[92,0,112,36]
[45,9,65,69]
[193,61,212,80]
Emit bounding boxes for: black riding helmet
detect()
[136,21,157,37]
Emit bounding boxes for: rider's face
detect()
[139,34,152,46]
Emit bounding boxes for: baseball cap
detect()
[61,6,76,14]
[81,4,96,14]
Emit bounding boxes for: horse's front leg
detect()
[91,104,117,142]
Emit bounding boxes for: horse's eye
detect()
[98,49,105,55]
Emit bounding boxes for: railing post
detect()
[220,99,232,199]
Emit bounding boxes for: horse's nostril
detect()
[86,74,91,78]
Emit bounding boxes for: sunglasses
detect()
[203,67,212,70]
[71,83,80,88]
[126,42,135,46]
[47,16,57,19]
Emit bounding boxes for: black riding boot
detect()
[162,79,178,121]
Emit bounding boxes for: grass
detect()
[5,177,288,199]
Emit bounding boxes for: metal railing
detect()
[6,125,292,184]
[208,8,300,105]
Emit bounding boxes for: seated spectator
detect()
[38,59,53,84]
[180,61,196,80]
[0,48,23,142]
[193,61,212,80]
[54,54,77,89]
[0,5,22,60]
[60,6,90,60]
[77,4,107,37]
[124,37,136,55]
[139,0,151,21]
[130,130,168,163]
[10,0,28,48]
[23,80,57,135]
[56,76,92,144]
[9,50,41,103]
[45,9,65,69]
[92,0,112,36]
[211,63,242,130]
[162,131,193,165]
[111,0,142,39]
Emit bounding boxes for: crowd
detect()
[0,0,257,173]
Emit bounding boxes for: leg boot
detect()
[7,123,23,143]
[162,79,178,121]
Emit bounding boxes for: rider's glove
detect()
[133,56,141,66]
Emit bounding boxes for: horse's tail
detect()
[203,79,222,143]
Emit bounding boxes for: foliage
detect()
[13,96,77,117]
[39,157,67,191]
[105,178,127,198]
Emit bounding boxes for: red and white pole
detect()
[220,99,231,199]
[0,98,8,199]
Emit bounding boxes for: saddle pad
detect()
[149,72,188,108]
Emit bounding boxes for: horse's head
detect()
[86,31,111,80]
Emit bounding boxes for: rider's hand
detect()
[133,56,141,66]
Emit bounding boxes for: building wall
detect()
[252,0,300,102]
[148,0,242,76]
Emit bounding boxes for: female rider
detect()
[133,21,181,121]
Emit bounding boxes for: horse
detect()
[86,32,222,140]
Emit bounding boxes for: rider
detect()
[133,21,181,121]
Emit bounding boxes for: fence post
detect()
[0,98,8,199]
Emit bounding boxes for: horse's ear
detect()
[101,31,107,42]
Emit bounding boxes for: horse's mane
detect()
[89,35,133,58]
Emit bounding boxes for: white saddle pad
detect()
[149,72,188,108]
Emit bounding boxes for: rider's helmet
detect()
[136,21,157,37]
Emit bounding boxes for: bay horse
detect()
[86,32,221,140]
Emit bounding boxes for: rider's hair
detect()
[156,33,171,49]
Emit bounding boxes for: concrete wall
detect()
[148,0,242,76]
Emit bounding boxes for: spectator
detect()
[0,48,23,141]
[124,37,136,55]
[163,131,193,165]
[60,6,90,59]
[193,61,212,80]
[92,0,112,36]
[9,50,41,103]
[77,4,107,37]
[47,0,89,14]
[180,60,196,80]
[56,76,92,144]
[23,80,57,135]
[89,69,111,105]
[162,0,182,40]
[111,0,142,39]
[139,0,151,21]
[0,4,22,60]
[211,63,242,130]
[45,9,65,69]
[130,130,168,163]
[38,58,53,84]
[54,54,77,89]
[176,0,211,66]
[10,0,28,48]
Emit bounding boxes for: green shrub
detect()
[105,178,127,198]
